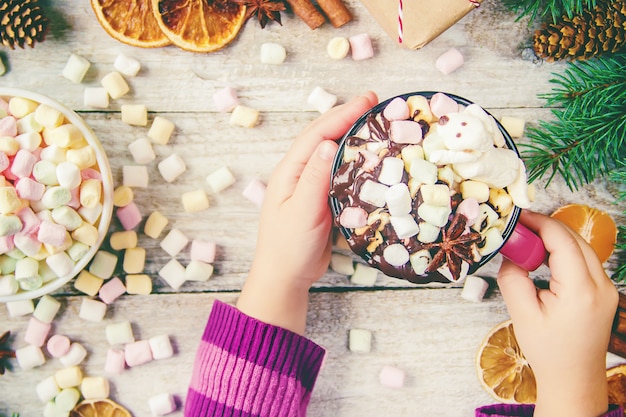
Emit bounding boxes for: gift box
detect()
[360,0,482,49]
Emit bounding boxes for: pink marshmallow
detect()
[0,152,9,172]
[3,164,18,181]
[116,202,142,230]
[67,187,81,210]
[339,206,368,229]
[37,221,67,247]
[99,277,126,304]
[456,198,480,227]
[16,207,41,234]
[10,149,38,178]
[0,235,14,254]
[390,120,423,144]
[213,87,239,113]
[379,365,405,388]
[0,116,17,137]
[15,177,45,201]
[24,317,52,347]
[47,334,71,358]
[435,48,465,75]
[190,240,216,264]
[14,233,42,257]
[81,168,102,181]
[349,33,374,61]
[383,98,410,121]
[357,150,381,171]
[105,348,126,374]
[125,340,153,367]
[242,179,266,208]
[429,93,460,118]
[0,99,10,116]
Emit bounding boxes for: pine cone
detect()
[533,0,626,62]
[0,0,49,49]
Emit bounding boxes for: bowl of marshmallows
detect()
[0,87,114,302]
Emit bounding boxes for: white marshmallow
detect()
[379,365,405,388]
[83,87,109,109]
[80,376,110,400]
[184,260,214,281]
[62,54,91,84]
[16,344,45,369]
[206,166,236,193]
[78,298,107,322]
[106,321,135,345]
[46,252,74,278]
[349,328,372,353]
[383,243,410,267]
[40,145,66,163]
[0,274,18,296]
[417,222,440,243]
[350,263,378,286]
[389,215,420,239]
[148,393,177,416]
[128,138,156,164]
[78,202,103,225]
[114,54,141,76]
[59,342,87,367]
[330,253,355,276]
[6,299,34,316]
[55,387,80,411]
[378,157,404,186]
[89,250,117,279]
[16,131,42,151]
[417,204,451,228]
[307,87,337,114]
[461,275,490,302]
[37,375,60,403]
[34,295,61,323]
[160,228,189,257]
[158,154,186,183]
[359,180,389,207]
[158,259,186,290]
[384,183,412,216]
[56,162,81,190]
[149,334,174,360]
[123,165,149,188]
[409,158,438,185]
[260,42,287,64]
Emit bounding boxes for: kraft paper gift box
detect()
[360,0,482,49]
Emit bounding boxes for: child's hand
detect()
[497,210,618,417]
[237,92,378,334]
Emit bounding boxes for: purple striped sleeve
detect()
[475,404,624,417]
[185,300,326,417]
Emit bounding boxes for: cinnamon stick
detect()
[317,0,353,28]
[285,0,326,30]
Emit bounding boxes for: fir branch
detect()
[500,0,597,23]
[611,168,626,282]
[521,54,626,190]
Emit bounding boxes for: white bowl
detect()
[0,87,114,302]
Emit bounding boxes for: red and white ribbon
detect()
[397,0,404,44]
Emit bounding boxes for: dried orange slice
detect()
[550,203,618,263]
[476,320,536,404]
[151,0,246,52]
[71,399,132,417]
[91,0,171,48]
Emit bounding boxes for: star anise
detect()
[234,0,286,28]
[0,330,15,375]
[422,212,482,280]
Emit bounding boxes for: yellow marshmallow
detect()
[123,247,145,274]
[125,274,152,295]
[109,231,137,250]
[79,179,102,208]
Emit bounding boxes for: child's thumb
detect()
[294,140,338,218]
[497,258,541,320]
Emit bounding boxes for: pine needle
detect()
[501,0,597,23]
[611,168,626,282]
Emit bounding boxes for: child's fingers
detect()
[497,258,543,321]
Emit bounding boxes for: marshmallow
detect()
[500,116,525,139]
[98,277,126,304]
[114,54,141,76]
[16,131,42,151]
[16,344,46,369]
[330,253,355,275]
[104,348,126,374]
[6,298,34,316]
[78,203,103,225]
[417,222,440,243]
[41,186,72,209]
[71,222,99,246]
[359,180,389,207]
[383,243,410,266]
[409,158,438,185]
[307,86,337,114]
[350,263,378,286]
[80,376,110,400]
[16,177,45,200]
[89,250,117,279]
[46,252,74,277]
[390,120,423,144]
[37,375,61,403]
[160,228,189,257]
[83,87,109,109]
[128,138,156,164]
[389,215,420,239]
[15,255,40,283]
[379,365,405,388]
[125,340,153,367]
[106,321,135,345]
[101,71,129,99]
[479,227,504,256]
[62,54,91,83]
[0,187,21,215]
[260,42,287,64]
[429,93,459,118]
[9,97,37,118]
[16,207,40,234]
[121,104,148,126]
[40,144,66,163]
[229,105,259,128]
[144,211,168,239]
[148,116,175,145]
[461,275,490,302]
[74,270,104,296]
[59,342,87,367]
[206,166,236,193]
[66,146,96,170]
[79,179,102,208]
[47,334,71,358]
[117,202,143,230]
[378,157,405,186]
[0,116,17,136]
[113,185,134,207]
[55,366,83,389]
[34,104,62,129]
[460,180,489,203]
[78,298,107,322]
[46,124,85,149]
[52,206,82,231]
[339,206,368,229]
[383,98,410,121]
[149,393,177,416]
[55,387,80,411]
[11,149,37,178]
[123,247,145,273]
[213,87,239,113]
[420,184,451,207]
[149,334,173,360]
[110,230,137,250]
[435,48,465,75]
[0,255,19,275]
[417,203,451,228]
[385,183,412,216]
[33,160,59,185]
[349,328,372,353]
[409,250,431,275]
[0,274,18,296]
[34,294,61,323]
[184,260,214,281]
[327,37,350,60]
[242,179,266,208]
[24,317,52,346]
[0,136,19,156]
[125,274,152,295]
[407,95,434,123]
[158,259,186,290]
[349,33,374,60]
[189,239,216,263]
[158,154,186,183]
[181,189,209,212]
[123,165,149,188]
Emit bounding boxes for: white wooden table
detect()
[0,1,623,416]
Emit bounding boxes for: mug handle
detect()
[499,222,547,271]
